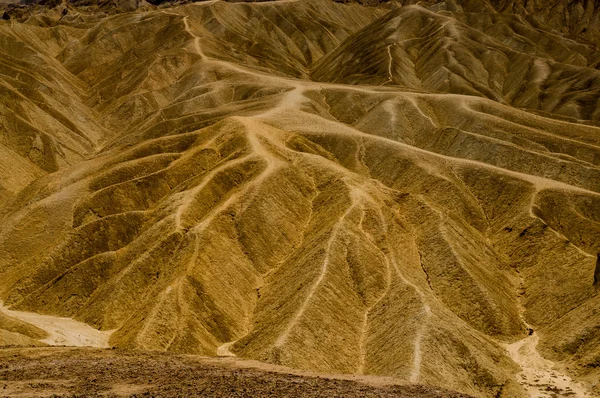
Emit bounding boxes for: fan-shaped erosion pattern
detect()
[1,0,600,397]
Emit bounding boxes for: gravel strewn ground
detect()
[0,348,474,397]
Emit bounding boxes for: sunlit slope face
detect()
[1,1,600,397]
[0,312,48,347]
[312,2,600,122]
[0,23,110,205]
[492,0,600,47]
[0,0,385,206]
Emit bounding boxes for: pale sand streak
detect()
[385,44,394,84]
[0,301,112,347]
[274,200,357,348]
[505,333,593,398]
[504,282,594,398]
[356,219,392,374]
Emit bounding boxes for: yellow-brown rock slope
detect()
[1,0,599,397]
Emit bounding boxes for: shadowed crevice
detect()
[594,254,600,285]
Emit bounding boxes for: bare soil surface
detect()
[0,302,112,348]
[0,347,473,397]
[505,333,592,397]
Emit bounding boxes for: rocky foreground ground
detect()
[0,347,473,397]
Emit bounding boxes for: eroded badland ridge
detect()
[0,0,599,397]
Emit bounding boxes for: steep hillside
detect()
[0,311,48,347]
[312,2,600,121]
[0,1,599,397]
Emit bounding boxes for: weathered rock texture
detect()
[0,0,599,397]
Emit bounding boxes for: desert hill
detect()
[312,2,600,121]
[0,0,599,397]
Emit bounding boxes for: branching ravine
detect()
[176,162,280,352]
[349,199,393,375]
[214,141,346,358]
[211,130,300,356]
[174,154,254,230]
[358,201,432,382]
[389,252,432,384]
[273,194,357,348]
